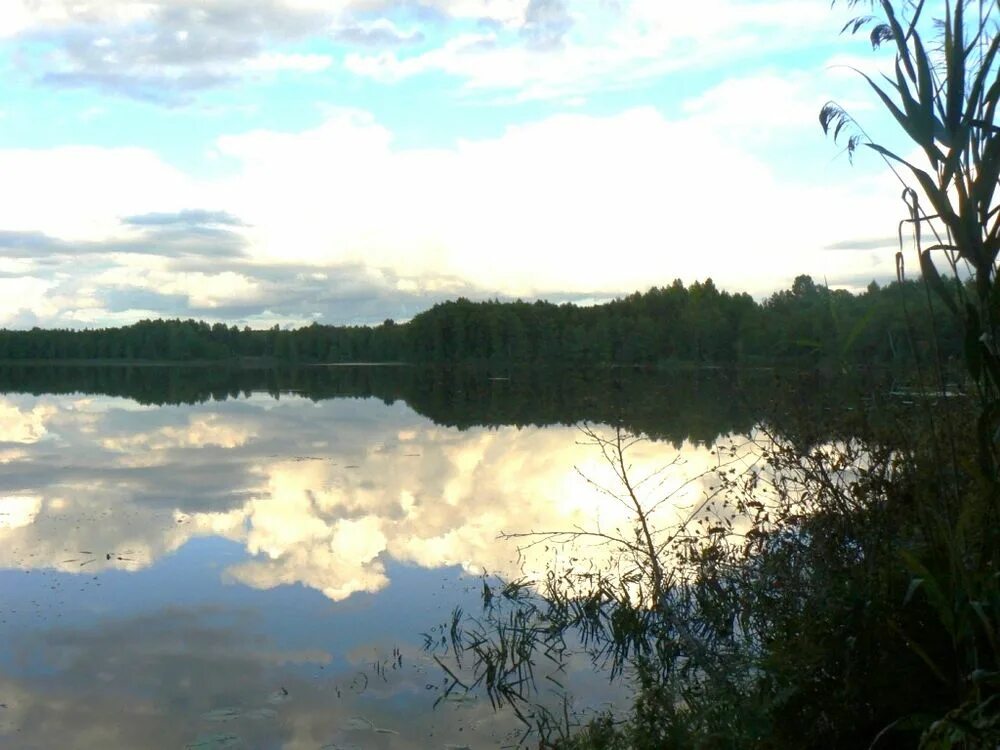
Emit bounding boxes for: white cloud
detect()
[333,17,425,46]
[2,0,867,104]
[135,269,262,309]
[0,278,58,324]
[2,1,344,101]
[344,0,852,101]
[0,146,195,239]
[0,25,916,324]
[0,0,531,33]
[245,52,334,73]
[0,1,153,38]
[683,73,820,133]
[0,92,907,328]
[625,0,830,37]
[209,105,902,297]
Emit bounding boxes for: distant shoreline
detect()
[0,357,411,368]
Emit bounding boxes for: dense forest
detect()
[0,275,961,367]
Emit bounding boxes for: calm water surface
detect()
[0,366,780,749]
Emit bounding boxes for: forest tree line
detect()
[0,275,961,366]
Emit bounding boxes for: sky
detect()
[0,0,918,329]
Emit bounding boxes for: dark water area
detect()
[0,365,887,748]
[0,362,878,443]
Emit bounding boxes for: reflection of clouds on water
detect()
[0,390,674,747]
[0,394,717,598]
[100,413,256,452]
[210,428,715,601]
[0,400,55,444]
[229,502,390,601]
[0,604,512,749]
[0,494,41,529]
[0,607,313,748]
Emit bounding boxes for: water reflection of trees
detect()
[0,364,878,447]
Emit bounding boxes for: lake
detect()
[0,365,821,749]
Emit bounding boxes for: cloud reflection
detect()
[0,400,55,444]
[0,393,718,599]
[0,604,516,749]
[0,495,42,529]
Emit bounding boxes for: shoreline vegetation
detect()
[0,275,960,368]
[420,1,1000,748]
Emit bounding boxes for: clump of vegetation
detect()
[427,2,1000,747]
[431,410,997,748]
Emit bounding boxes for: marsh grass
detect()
[428,397,998,748]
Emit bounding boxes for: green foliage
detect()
[0,276,964,368]
[823,0,1000,470]
[816,5,1000,745]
